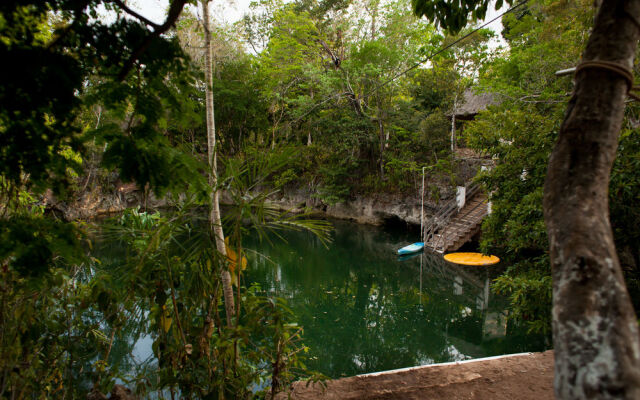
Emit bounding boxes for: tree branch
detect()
[112,0,161,29]
[317,38,340,68]
[117,0,189,81]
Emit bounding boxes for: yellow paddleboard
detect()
[444,252,500,266]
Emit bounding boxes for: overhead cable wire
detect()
[293,0,528,123]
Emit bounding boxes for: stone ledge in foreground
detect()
[277,351,554,400]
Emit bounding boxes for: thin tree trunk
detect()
[202,0,235,328]
[308,89,313,146]
[369,1,377,40]
[378,118,385,178]
[451,95,456,155]
[543,1,640,398]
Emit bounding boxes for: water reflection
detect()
[244,219,546,378]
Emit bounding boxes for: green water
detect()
[94,217,547,381]
[243,219,547,378]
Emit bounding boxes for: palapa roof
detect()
[453,89,500,120]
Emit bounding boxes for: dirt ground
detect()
[277,351,554,400]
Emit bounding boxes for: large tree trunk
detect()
[543,1,640,398]
[202,0,235,328]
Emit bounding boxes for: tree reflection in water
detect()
[244,219,548,378]
[96,218,548,382]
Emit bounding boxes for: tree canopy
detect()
[2,0,640,397]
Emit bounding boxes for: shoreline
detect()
[44,185,453,227]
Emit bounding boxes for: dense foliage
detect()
[463,0,640,333]
[170,0,492,204]
[0,1,330,398]
[2,0,640,397]
[193,0,640,335]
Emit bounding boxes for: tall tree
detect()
[411,0,640,397]
[201,0,235,327]
[543,1,640,397]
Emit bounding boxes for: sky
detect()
[129,0,507,35]
[131,0,251,25]
[117,0,509,60]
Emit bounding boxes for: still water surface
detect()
[100,217,547,380]
[243,219,547,378]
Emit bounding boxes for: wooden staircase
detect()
[423,183,488,253]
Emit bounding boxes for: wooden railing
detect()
[431,191,487,252]
[423,182,481,252]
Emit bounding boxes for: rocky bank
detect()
[44,183,454,226]
[263,187,452,226]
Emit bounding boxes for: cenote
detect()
[96,216,549,380]
[243,219,548,378]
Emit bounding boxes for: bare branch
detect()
[117,0,189,81]
[317,39,340,68]
[112,0,161,29]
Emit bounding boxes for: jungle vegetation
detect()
[1,0,639,398]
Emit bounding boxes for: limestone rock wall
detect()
[44,184,454,227]
[265,187,452,226]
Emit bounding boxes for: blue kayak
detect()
[397,242,424,255]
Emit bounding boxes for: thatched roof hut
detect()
[452,89,501,120]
